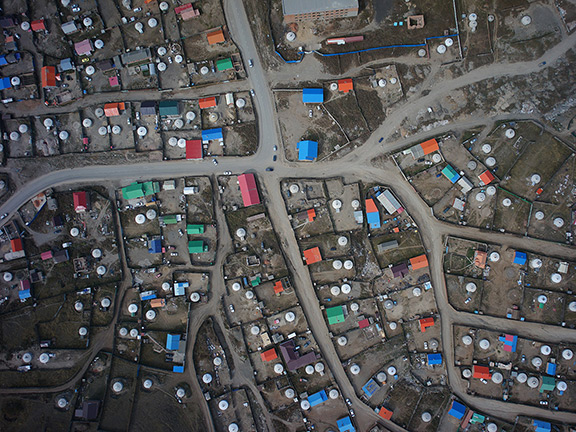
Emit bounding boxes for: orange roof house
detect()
[260,348,277,362]
[207,28,225,44]
[474,250,487,269]
[365,198,378,213]
[273,280,284,295]
[41,66,56,88]
[378,407,393,420]
[338,78,353,93]
[410,254,429,270]
[473,365,492,380]
[419,317,434,332]
[31,19,46,32]
[303,247,322,265]
[420,138,439,155]
[478,170,495,185]
[307,208,316,222]
[150,298,166,308]
[199,96,217,109]
[104,102,125,117]
[11,238,23,252]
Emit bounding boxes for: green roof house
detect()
[162,215,179,225]
[187,224,204,235]
[251,276,261,287]
[540,376,555,393]
[159,100,180,117]
[188,240,206,254]
[326,306,345,325]
[122,181,159,200]
[216,57,233,71]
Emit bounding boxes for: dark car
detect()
[265,167,274,171]
[273,155,277,161]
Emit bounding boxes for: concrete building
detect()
[282,0,358,23]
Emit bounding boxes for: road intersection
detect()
[1,0,576,430]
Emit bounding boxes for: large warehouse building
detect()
[282,0,359,23]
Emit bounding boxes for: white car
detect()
[248,59,254,67]
[212,158,218,165]
[224,171,232,175]
[273,145,277,151]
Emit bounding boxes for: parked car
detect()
[229,304,235,313]
[212,158,218,165]
[345,398,352,406]
[248,59,254,67]
[265,167,274,171]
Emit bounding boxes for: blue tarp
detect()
[18,289,31,300]
[202,128,223,141]
[0,77,12,90]
[366,211,381,229]
[148,238,162,254]
[514,251,527,265]
[362,378,379,398]
[533,420,551,432]
[427,353,443,365]
[448,401,466,419]
[336,416,355,432]
[308,389,328,407]
[303,88,324,103]
[166,333,180,351]
[297,140,318,161]
[141,294,156,300]
[172,365,184,373]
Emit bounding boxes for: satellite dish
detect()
[86,65,95,75]
[146,310,156,320]
[148,18,158,28]
[98,126,107,136]
[157,62,167,72]
[112,125,122,135]
[83,17,93,27]
[95,39,104,49]
[482,144,492,154]
[18,124,28,134]
[9,132,19,141]
[82,118,93,128]
[59,131,69,140]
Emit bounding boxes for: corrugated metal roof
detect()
[283,0,358,15]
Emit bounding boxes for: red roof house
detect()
[260,348,277,362]
[73,191,88,213]
[420,138,439,155]
[378,407,393,420]
[207,28,225,44]
[185,140,202,160]
[307,208,316,222]
[237,173,260,207]
[41,66,56,88]
[478,170,495,185]
[10,238,23,253]
[273,280,284,294]
[31,19,46,32]
[303,247,322,265]
[419,317,435,332]
[104,102,124,117]
[358,318,370,329]
[473,365,492,380]
[409,254,429,270]
[338,78,353,93]
[199,97,217,109]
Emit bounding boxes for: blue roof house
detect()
[366,211,381,229]
[514,251,527,265]
[202,128,223,143]
[337,416,355,432]
[19,289,31,300]
[297,140,318,161]
[303,88,324,103]
[448,401,466,419]
[427,353,443,365]
[362,378,380,398]
[308,389,328,407]
[166,334,181,351]
[441,165,461,183]
[546,362,557,375]
[148,238,162,254]
[0,77,12,90]
[0,56,7,66]
[173,365,184,373]
[533,420,551,432]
